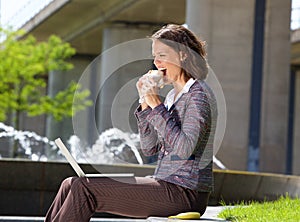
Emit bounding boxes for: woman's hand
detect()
[136,75,149,110]
[143,77,162,109]
[136,72,162,109]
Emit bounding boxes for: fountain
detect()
[0,122,227,168]
[0,122,145,165]
[67,128,144,165]
[0,122,57,161]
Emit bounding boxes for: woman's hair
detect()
[151,24,208,80]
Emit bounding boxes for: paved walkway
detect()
[0,206,228,222]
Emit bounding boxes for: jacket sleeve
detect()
[145,91,211,160]
[135,106,160,156]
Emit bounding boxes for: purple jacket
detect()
[135,80,216,192]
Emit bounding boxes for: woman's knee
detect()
[59,177,91,197]
[69,176,89,191]
[60,177,77,190]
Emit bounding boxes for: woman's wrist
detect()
[140,102,149,110]
[146,95,162,109]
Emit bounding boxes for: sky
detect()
[0,0,27,26]
[292,0,300,29]
[0,0,53,29]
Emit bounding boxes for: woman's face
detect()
[152,40,183,85]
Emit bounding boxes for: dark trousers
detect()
[45,176,210,222]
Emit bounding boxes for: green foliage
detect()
[218,195,300,222]
[28,82,92,121]
[0,27,91,125]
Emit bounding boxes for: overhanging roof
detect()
[291,29,300,65]
[22,0,186,55]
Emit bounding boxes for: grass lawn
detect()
[218,196,300,222]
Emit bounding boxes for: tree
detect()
[0,28,92,156]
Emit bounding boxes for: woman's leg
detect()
[44,177,74,221]
[45,177,94,222]
[45,176,209,221]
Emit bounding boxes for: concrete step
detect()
[0,218,144,222]
[0,206,227,222]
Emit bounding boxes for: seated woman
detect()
[45,24,217,222]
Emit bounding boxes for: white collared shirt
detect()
[164,78,196,110]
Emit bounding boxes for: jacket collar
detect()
[164,78,196,110]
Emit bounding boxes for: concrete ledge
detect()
[1,160,300,216]
[0,159,155,216]
[211,169,300,203]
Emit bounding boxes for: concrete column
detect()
[259,0,291,173]
[293,71,300,175]
[186,0,292,173]
[46,55,94,144]
[97,23,159,134]
[186,0,255,170]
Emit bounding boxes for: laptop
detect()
[55,138,134,178]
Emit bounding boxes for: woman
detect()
[45,24,216,221]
